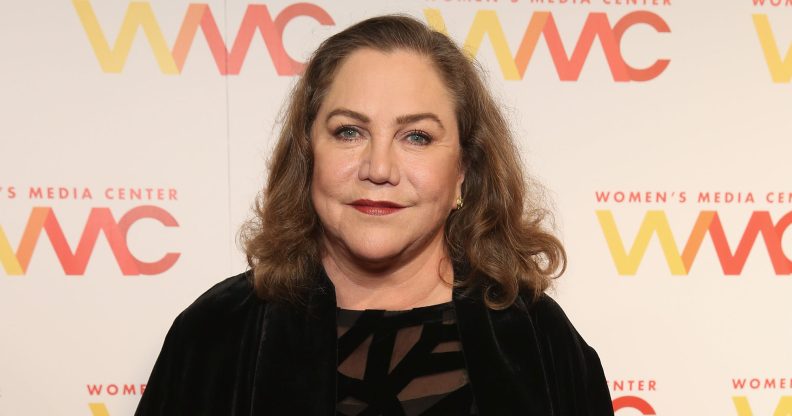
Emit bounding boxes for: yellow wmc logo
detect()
[88,403,109,416]
[733,396,792,416]
[754,14,792,82]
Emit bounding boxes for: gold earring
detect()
[455,196,464,210]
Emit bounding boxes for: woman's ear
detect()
[454,168,465,209]
[456,171,465,198]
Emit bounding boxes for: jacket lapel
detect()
[453,285,554,415]
[250,269,338,415]
[302,269,340,414]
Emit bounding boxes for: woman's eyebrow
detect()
[325,108,370,123]
[395,113,444,131]
[325,109,445,132]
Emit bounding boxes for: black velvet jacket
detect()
[136,270,613,415]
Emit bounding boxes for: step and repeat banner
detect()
[1,0,790,414]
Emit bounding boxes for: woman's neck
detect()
[321,233,454,310]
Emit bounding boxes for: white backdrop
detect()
[1,1,791,414]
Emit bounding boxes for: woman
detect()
[136,15,613,416]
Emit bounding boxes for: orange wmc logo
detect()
[0,206,179,276]
[597,210,792,275]
[425,9,670,81]
[71,0,334,75]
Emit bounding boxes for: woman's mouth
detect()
[349,199,405,216]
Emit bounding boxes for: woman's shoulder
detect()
[521,292,613,412]
[136,271,267,415]
[174,270,263,333]
[521,292,592,348]
[525,293,576,329]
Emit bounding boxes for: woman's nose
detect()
[358,137,400,185]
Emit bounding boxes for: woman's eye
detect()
[405,130,431,146]
[334,126,360,140]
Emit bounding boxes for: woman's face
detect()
[310,48,463,265]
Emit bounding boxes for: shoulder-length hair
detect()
[242,14,566,309]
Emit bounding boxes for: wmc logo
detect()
[597,210,792,275]
[424,9,670,81]
[72,0,334,75]
[73,2,670,81]
[753,14,792,83]
[732,377,792,415]
[734,396,792,415]
[86,383,146,416]
[613,396,656,414]
[609,379,658,414]
[0,206,179,275]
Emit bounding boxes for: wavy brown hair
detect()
[242,15,566,309]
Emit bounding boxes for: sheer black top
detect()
[135,272,615,415]
[336,302,477,415]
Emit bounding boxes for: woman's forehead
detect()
[317,48,456,123]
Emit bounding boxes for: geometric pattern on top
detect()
[335,301,477,415]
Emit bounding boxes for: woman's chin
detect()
[343,242,410,268]
[350,248,402,265]
[323,226,443,270]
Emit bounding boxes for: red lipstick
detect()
[349,199,405,216]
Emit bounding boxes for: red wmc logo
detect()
[613,396,656,414]
[0,206,179,276]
